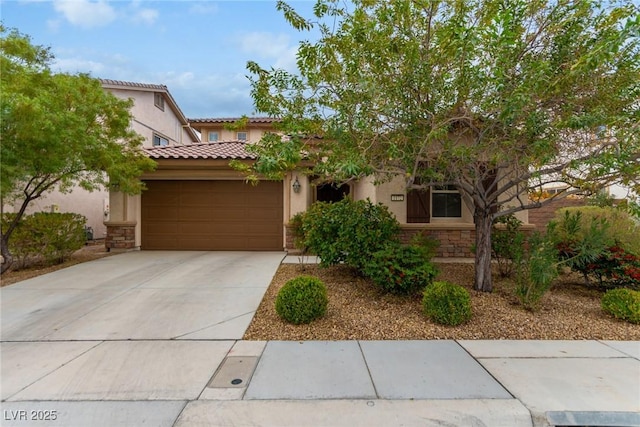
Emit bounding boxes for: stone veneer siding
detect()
[399,225,476,258]
[105,222,136,250]
[284,223,477,258]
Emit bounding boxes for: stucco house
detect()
[4,80,199,240]
[106,117,529,256]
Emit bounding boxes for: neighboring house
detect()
[106,117,530,257]
[5,80,199,240]
[189,117,277,144]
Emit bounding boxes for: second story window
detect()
[153,134,169,146]
[237,132,247,141]
[208,131,219,142]
[154,92,165,111]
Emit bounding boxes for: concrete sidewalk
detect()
[2,252,639,427]
[2,339,638,427]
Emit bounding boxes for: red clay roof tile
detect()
[144,141,255,160]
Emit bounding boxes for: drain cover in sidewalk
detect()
[208,357,259,388]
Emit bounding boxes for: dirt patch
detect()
[244,263,639,341]
[0,244,115,287]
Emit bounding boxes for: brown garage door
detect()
[141,180,283,250]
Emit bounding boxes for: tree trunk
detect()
[1,234,13,274]
[1,195,34,275]
[474,209,493,292]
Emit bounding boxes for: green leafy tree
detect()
[0,27,156,272]
[240,0,640,291]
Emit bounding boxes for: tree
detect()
[0,27,156,273]
[240,0,640,291]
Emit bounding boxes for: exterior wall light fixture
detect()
[292,176,301,193]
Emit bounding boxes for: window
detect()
[237,132,247,141]
[154,93,165,111]
[152,134,169,146]
[208,131,219,142]
[316,183,350,203]
[431,185,462,218]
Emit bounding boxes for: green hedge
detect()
[299,198,400,270]
[1,212,87,268]
[601,288,640,324]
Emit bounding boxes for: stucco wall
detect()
[109,88,193,147]
[5,188,109,239]
[201,127,268,143]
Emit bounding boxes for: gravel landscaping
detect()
[244,262,640,341]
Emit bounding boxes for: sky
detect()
[1,0,319,118]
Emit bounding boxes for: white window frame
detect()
[208,131,219,142]
[431,185,462,218]
[154,92,165,111]
[152,133,169,146]
[237,132,248,141]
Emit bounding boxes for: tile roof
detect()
[100,79,168,92]
[188,117,279,124]
[144,142,256,160]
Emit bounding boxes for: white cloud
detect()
[236,32,299,72]
[49,50,131,78]
[238,32,290,59]
[188,2,219,15]
[158,72,254,118]
[52,0,116,29]
[132,7,159,25]
[52,57,107,75]
[127,1,159,25]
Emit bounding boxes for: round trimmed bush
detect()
[422,281,472,326]
[601,288,640,324]
[363,244,438,295]
[275,275,328,324]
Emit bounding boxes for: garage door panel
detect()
[250,192,282,204]
[144,193,180,206]
[246,209,281,221]
[177,222,216,234]
[247,222,281,234]
[210,207,253,219]
[179,193,213,206]
[143,236,180,249]
[178,207,217,221]
[145,207,179,221]
[142,180,283,251]
[146,222,179,234]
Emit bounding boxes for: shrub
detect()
[1,212,87,268]
[33,212,87,264]
[422,281,472,326]
[491,214,526,277]
[275,275,328,324]
[288,212,306,251]
[513,232,558,311]
[409,231,440,260]
[584,245,640,289]
[551,206,639,255]
[601,288,640,324]
[363,244,438,295]
[300,198,400,271]
[548,208,639,288]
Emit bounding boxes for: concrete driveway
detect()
[1,251,285,341]
[1,251,284,424]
